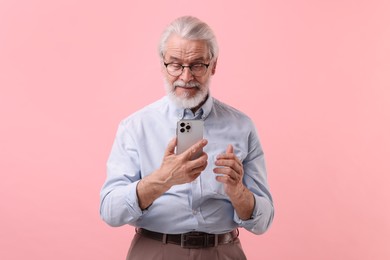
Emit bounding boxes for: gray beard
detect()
[164,78,210,109]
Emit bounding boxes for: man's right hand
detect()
[158,137,208,187]
[136,137,208,210]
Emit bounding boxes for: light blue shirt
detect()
[100,95,274,235]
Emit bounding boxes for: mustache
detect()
[173,80,201,88]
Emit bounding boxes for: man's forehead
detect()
[164,34,209,61]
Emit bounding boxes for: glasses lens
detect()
[167,64,182,76]
[191,64,207,76]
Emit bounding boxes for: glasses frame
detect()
[163,62,210,77]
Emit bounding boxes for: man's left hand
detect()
[213,145,245,197]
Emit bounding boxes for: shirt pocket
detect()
[202,142,247,197]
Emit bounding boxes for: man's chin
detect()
[175,87,199,97]
[169,92,207,109]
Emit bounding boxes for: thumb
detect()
[226,144,234,154]
[165,137,177,156]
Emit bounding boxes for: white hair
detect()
[158,16,219,61]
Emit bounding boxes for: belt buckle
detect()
[181,233,207,249]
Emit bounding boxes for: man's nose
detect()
[179,67,194,82]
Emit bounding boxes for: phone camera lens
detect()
[180,128,185,133]
[186,125,191,130]
[180,122,185,127]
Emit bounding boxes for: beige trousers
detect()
[126,233,247,260]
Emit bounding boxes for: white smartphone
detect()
[176,119,204,160]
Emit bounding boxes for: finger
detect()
[215,151,243,170]
[218,151,242,162]
[190,162,208,176]
[183,139,208,160]
[215,175,236,185]
[216,153,238,160]
[226,144,234,154]
[187,152,208,170]
[165,137,177,156]
[215,159,242,175]
[215,159,235,168]
[213,167,239,181]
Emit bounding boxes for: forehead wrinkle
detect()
[164,35,209,63]
[166,47,208,62]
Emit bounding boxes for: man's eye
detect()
[191,64,204,70]
[169,64,182,69]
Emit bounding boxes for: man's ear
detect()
[211,58,218,75]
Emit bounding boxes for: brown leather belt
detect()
[136,228,239,249]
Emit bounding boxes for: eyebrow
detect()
[167,56,207,63]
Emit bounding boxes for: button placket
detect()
[191,177,202,218]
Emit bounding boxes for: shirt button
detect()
[192,210,198,215]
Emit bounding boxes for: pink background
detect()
[1,0,389,259]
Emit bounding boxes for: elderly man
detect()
[100,16,274,260]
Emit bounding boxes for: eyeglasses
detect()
[163,62,210,77]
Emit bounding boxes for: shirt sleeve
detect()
[99,120,146,227]
[233,125,274,234]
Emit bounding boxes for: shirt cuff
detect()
[233,193,257,224]
[233,194,272,234]
[125,180,145,219]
